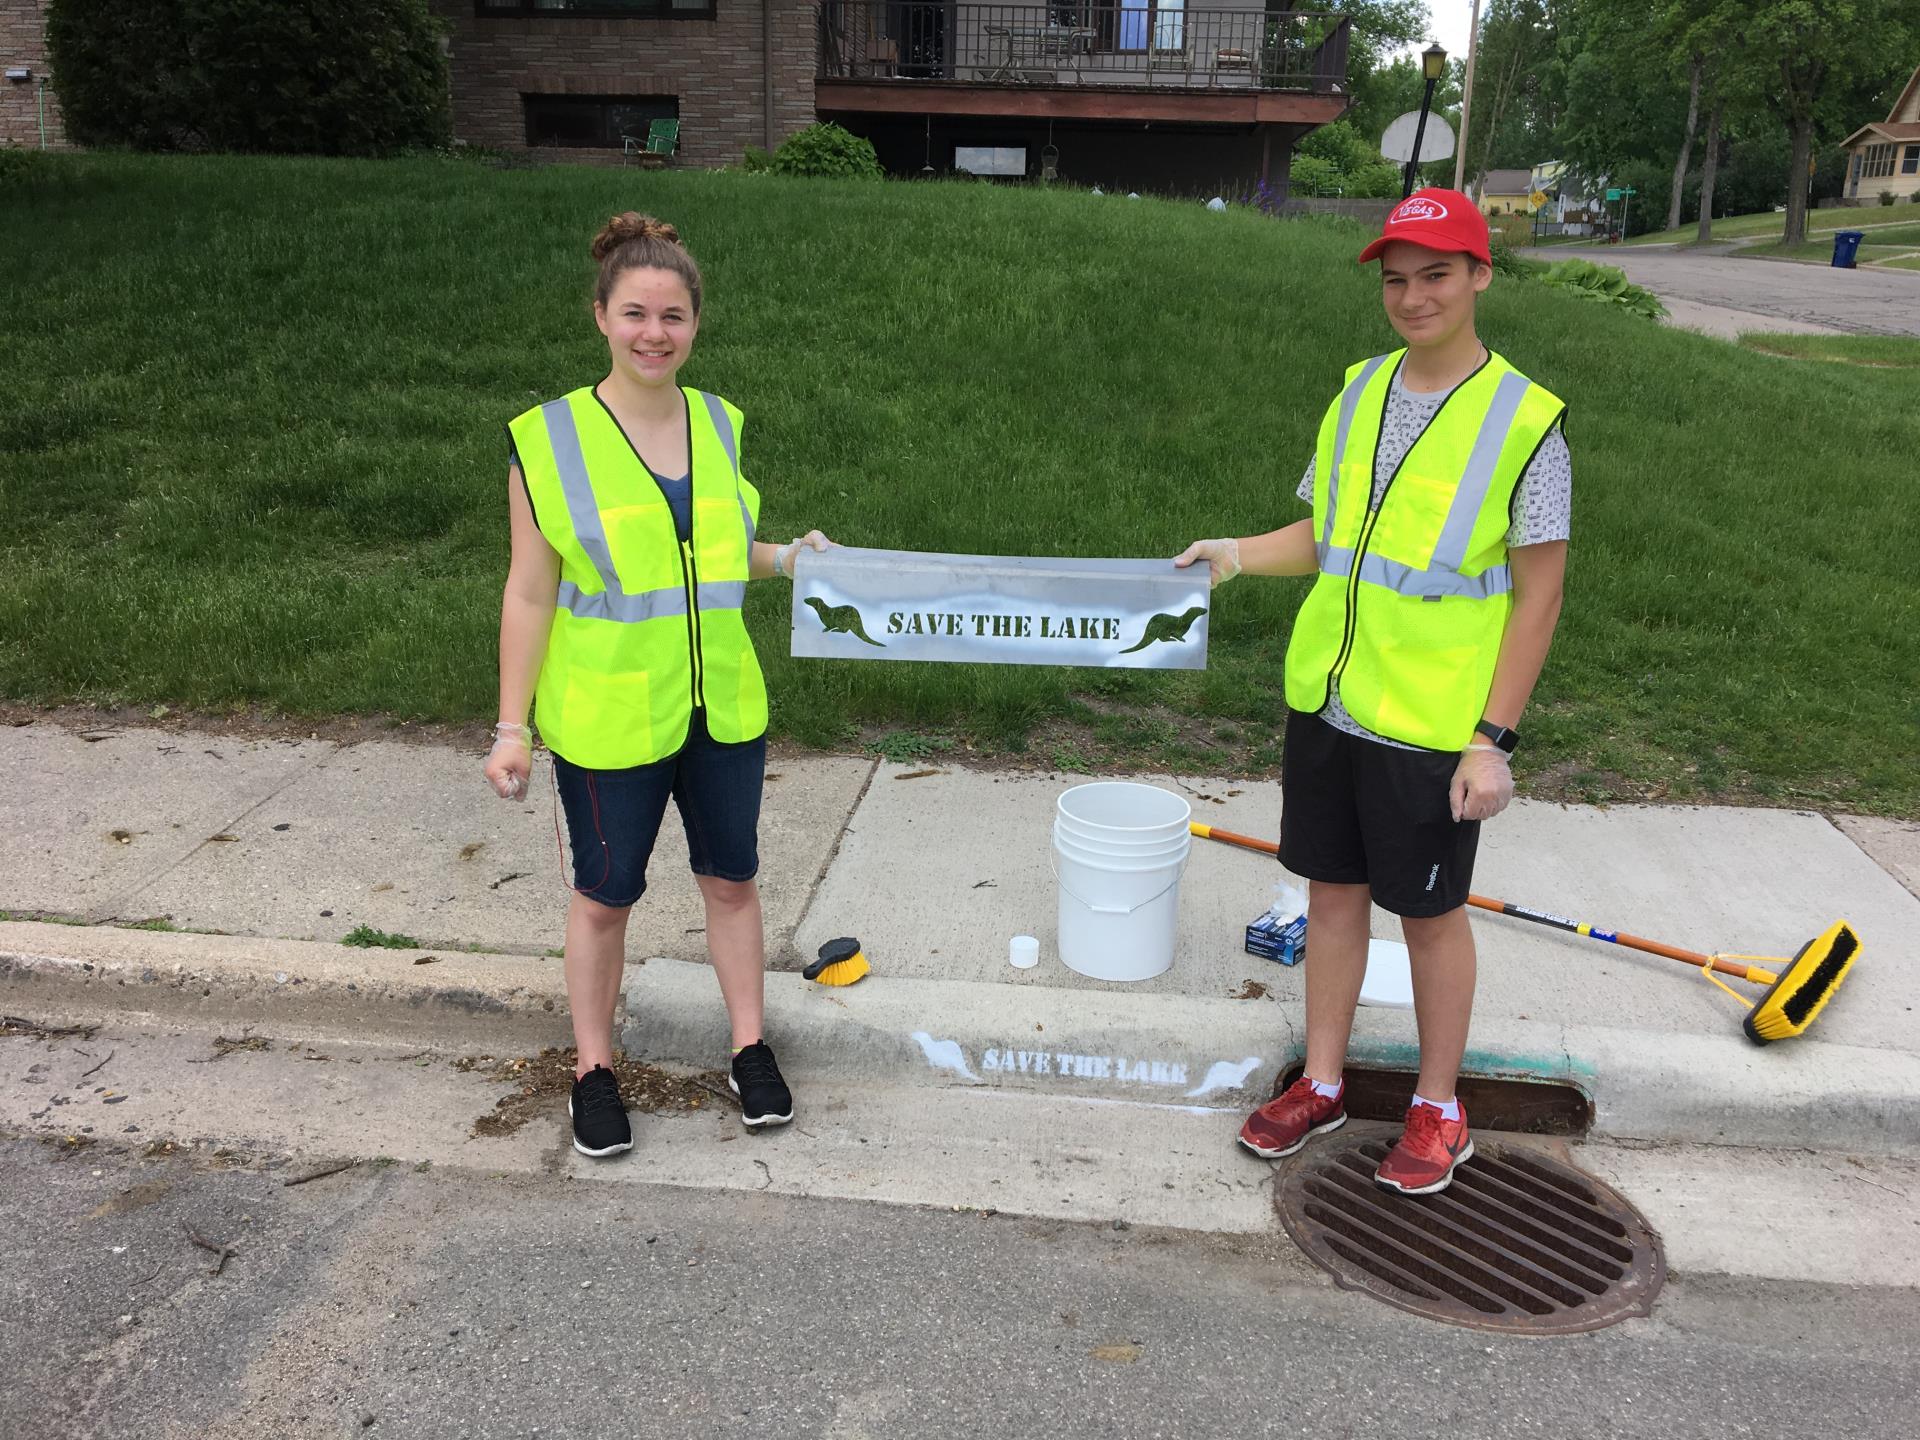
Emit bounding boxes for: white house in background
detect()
[1530,160,1606,234]
[1841,61,1920,203]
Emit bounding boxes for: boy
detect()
[1176,190,1569,1194]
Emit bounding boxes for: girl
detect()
[485,213,832,1158]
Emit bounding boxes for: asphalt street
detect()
[1561,243,1920,336]
[8,1134,1919,1440]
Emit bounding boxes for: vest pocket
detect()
[566,668,652,767]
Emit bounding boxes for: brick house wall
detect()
[432,3,818,168]
[0,0,65,149]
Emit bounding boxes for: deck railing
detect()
[817,3,1351,91]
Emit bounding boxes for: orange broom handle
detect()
[1188,822,1773,983]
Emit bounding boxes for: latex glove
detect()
[485,722,531,802]
[1450,744,1513,823]
[1172,537,1241,587]
[775,530,833,578]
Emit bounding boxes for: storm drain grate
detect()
[1276,1134,1664,1334]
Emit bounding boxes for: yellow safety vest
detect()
[1283,349,1566,751]
[510,386,765,769]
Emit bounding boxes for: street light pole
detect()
[1455,0,1482,194]
[1402,41,1448,199]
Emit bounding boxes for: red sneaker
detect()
[1375,1101,1474,1195]
[1238,1077,1346,1159]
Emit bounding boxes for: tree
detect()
[1462,0,1575,183]
[1743,1,1920,244]
[47,0,450,157]
[1651,2,1749,237]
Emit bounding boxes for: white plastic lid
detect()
[1009,935,1040,969]
[1357,938,1415,1009]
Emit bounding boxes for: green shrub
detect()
[741,145,773,174]
[1539,258,1667,319]
[1287,153,1342,196]
[0,146,57,192]
[1488,234,1536,281]
[770,123,883,180]
[46,0,450,157]
[1882,191,1899,206]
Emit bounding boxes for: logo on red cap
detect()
[1390,196,1449,224]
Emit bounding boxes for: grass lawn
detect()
[4,155,1918,816]
[1737,333,1920,366]
[1744,239,1920,264]
[1628,201,1920,245]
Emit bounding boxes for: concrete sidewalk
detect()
[5,719,1917,1152]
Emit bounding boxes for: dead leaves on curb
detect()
[457,1047,729,1139]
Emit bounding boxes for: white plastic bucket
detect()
[1052,783,1192,983]
[1056,782,1192,849]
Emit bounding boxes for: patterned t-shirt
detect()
[1296,366,1571,751]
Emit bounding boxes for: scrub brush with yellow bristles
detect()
[805,936,870,987]
[1188,822,1862,1044]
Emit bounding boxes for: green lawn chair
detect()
[621,118,680,166]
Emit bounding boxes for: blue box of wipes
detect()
[1245,911,1307,966]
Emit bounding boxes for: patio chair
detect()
[1209,46,1252,85]
[1147,37,1191,81]
[861,36,898,78]
[621,117,679,166]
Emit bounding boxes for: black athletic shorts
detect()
[1278,706,1479,918]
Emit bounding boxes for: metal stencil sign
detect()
[789,546,1209,670]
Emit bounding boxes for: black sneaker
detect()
[729,1041,793,1128]
[568,1064,632,1157]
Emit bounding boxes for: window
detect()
[524,94,677,149]
[478,2,715,19]
[1862,142,1895,179]
[1903,144,1920,175]
[954,146,1027,177]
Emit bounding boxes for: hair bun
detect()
[591,211,680,261]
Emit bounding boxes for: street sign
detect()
[1380,110,1456,163]
[1605,187,1621,201]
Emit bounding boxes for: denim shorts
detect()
[551,711,766,908]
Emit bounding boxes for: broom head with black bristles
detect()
[1742,920,1861,1045]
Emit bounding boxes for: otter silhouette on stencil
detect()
[804,596,884,647]
[1119,605,1206,655]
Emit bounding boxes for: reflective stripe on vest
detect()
[1322,353,1390,557]
[699,390,757,551]
[543,395,753,624]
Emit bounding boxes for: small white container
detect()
[1009,935,1040,970]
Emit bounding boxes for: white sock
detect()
[1309,1076,1343,1099]
[1413,1092,1460,1121]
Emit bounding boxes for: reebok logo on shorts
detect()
[1425,864,1439,892]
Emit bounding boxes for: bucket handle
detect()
[1051,850,1189,915]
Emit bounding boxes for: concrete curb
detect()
[6,921,1915,1155]
[0,921,575,1050]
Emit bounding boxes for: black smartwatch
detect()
[1474,719,1520,754]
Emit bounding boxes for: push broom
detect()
[1189,822,1862,1045]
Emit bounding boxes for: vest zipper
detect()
[1327,491,1391,694]
[1323,350,1492,707]
[681,538,705,710]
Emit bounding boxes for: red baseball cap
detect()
[1357,188,1491,266]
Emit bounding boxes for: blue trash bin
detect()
[1831,230,1865,268]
